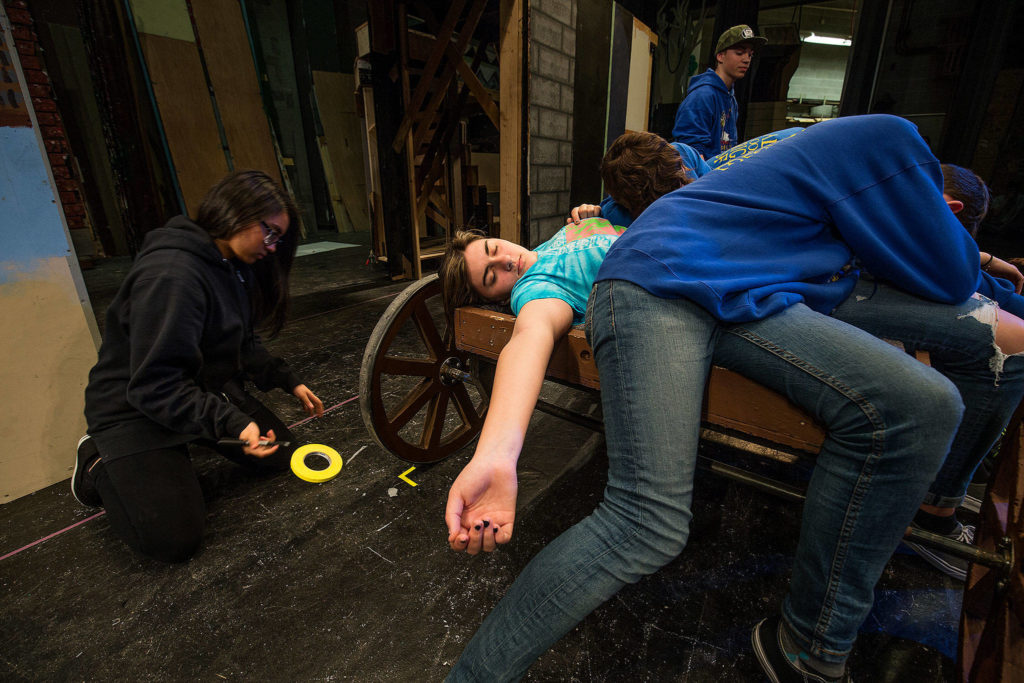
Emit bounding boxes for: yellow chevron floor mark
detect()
[398,466,418,487]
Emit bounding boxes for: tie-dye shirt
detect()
[510,218,626,323]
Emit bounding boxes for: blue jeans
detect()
[831,277,1024,507]
[447,280,963,680]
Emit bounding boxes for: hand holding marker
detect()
[217,438,291,447]
[217,438,343,483]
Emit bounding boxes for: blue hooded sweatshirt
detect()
[672,69,738,159]
[599,123,1024,318]
[598,115,985,322]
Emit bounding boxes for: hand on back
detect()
[566,204,601,225]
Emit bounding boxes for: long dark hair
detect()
[439,229,490,326]
[196,170,299,336]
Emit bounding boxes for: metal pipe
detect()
[696,456,806,503]
[903,527,1013,573]
[535,398,604,433]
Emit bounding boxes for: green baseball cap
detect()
[715,24,767,54]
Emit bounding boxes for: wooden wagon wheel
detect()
[359,274,488,463]
[959,402,1024,681]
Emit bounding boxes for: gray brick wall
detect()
[528,0,577,245]
[787,44,847,102]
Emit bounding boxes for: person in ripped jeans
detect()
[439,115,1024,682]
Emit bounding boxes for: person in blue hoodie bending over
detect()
[576,130,1024,585]
[441,115,1024,682]
[672,24,766,158]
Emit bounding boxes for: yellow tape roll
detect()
[290,444,343,483]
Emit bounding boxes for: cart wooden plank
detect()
[455,306,827,454]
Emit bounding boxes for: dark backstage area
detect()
[1,0,1022,680]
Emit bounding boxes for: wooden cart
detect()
[359,274,1022,680]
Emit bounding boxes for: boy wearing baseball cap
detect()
[672,24,767,159]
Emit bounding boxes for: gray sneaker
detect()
[959,481,986,514]
[960,495,982,514]
[903,521,975,581]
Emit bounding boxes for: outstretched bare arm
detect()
[445,297,574,554]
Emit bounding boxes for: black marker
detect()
[217,438,291,447]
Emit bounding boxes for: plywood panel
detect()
[190,0,281,183]
[625,18,657,132]
[499,0,523,244]
[138,33,227,215]
[1,258,96,502]
[474,152,499,191]
[2,124,98,502]
[312,70,370,232]
[128,0,194,41]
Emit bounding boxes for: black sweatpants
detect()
[92,397,295,563]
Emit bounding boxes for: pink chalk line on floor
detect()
[0,511,106,562]
[0,394,359,562]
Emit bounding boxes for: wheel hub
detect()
[438,356,470,385]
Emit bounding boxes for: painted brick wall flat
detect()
[531,137,560,165]
[3,0,94,239]
[528,0,576,245]
[535,0,572,26]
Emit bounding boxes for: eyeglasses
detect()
[259,220,283,247]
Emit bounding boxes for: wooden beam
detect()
[499,0,524,245]
[397,2,423,279]
[447,43,499,130]
[391,0,467,152]
[415,40,489,205]
[409,0,487,152]
[407,0,496,129]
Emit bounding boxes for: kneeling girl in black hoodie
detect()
[73,170,324,562]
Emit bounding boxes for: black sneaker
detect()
[903,521,974,581]
[71,435,102,507]
[751,615,850,682]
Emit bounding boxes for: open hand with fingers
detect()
[292,383,324,417]
[445,456,518,554]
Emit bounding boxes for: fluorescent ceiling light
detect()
[803,32,852,46]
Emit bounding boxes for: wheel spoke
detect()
[412,300,446,357]
[379,355,435,377]
[419,391,450,449]
[388,378,440,431]
[451,381,484,426]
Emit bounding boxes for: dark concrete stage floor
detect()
[2,236,963,681]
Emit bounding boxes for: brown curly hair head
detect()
[438,229,491,325]
[941,164,990,237]
[601,131,693,218]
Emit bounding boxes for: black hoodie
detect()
[84,216,301,461]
